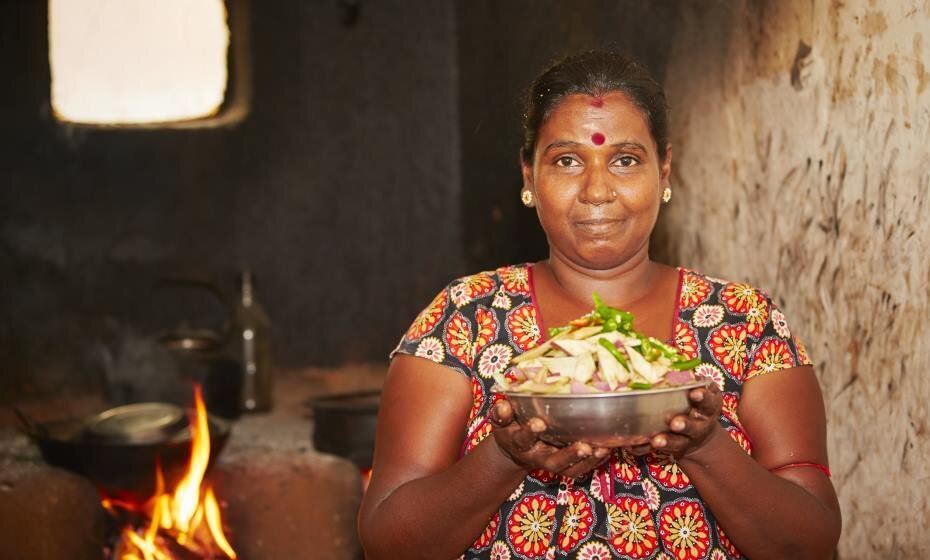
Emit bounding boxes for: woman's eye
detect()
[555,156,578,167]
[615,156,638,167]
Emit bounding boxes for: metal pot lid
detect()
[83,402,189,445]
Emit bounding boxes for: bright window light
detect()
[49,0,230,125]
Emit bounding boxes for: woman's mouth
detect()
[574,218,623,235]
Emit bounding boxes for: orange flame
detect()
[108,386,236,559]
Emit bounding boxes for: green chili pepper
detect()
[670,358,701,371]
[592,293,612,322]
[633,335,660,361]
[592,293,636,333]
[597,338,629,369]
[629,382,653,390]
[548,326,571,337]
[615,310,634,333]
[649,337,679,357]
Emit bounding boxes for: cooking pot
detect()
[15,405,230,503]
[306,390,380,470]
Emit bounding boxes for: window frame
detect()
[48,0,251,130]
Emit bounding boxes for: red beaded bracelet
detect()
[770,462,831,477]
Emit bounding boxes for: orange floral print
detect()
[506,494,556,559]
[451,273,497,308]
[720,283,762,314]
[679,271,712,309]
[744,300,769,338]
[746,338,795,379]
[445,311,474,367]
[499,265,531,295]
[727,427,752,455]
[606,496,658,558]
[674,321,699,360]
[506,303,541,352]
[721,393,742,428]
[612,450,643,486]
[463,418,492,455]
[659,500,710,560]
[405,289,448,340]
[558,490,594,552]
[708,324,747,379]
[647,453,691,490]
[468,377,484,425]
[473,512,500,550]
[474,306,499,358]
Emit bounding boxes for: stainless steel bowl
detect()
[503,380,708,447]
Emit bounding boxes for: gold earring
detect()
[662,186,672,203]
[521,189,535,207]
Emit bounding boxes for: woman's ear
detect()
[520,154,533,190]
[660,144,673,186]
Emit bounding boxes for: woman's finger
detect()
[689,386,722,417]
[489,400,514,427]
[539,442,592,474]
[508,417,546,452]
[650,432,690,454]
[668,415,691,435]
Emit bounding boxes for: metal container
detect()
[82,402,188,445]
[16,406,231,503]
[157,330,243,419]
[306,390,380,470]
[503,381,708,448]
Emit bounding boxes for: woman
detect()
[359,50,841,560]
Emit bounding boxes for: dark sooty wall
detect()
[0,1,462,399]
[2,0,681,400]
[457,0,679,271]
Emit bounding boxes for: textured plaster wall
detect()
[657,1,930,557]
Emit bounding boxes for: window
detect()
[48,0,249,127]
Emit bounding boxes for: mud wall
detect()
[657,1,930,557]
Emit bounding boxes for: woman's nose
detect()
[579,169,617,205]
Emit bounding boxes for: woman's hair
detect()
[521,50,669,164]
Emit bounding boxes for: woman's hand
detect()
[489,399,611,478]
[628,384,724,459]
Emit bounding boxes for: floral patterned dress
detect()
[392,264,811,560]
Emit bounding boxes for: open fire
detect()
[102,387,236,559]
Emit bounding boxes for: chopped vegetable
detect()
[495,293,700,395]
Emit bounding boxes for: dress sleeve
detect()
[744,296,813,381]
[389,285,472,379]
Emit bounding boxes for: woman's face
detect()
[522,91,671,271]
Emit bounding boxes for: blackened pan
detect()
[15,407,230,503]
[306,389,380,470]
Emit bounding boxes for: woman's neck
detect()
[543,245,659,309]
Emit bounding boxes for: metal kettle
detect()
[154,275,244,419]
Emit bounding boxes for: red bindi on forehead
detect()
[589,96,604,108]
[591,132,605,145]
